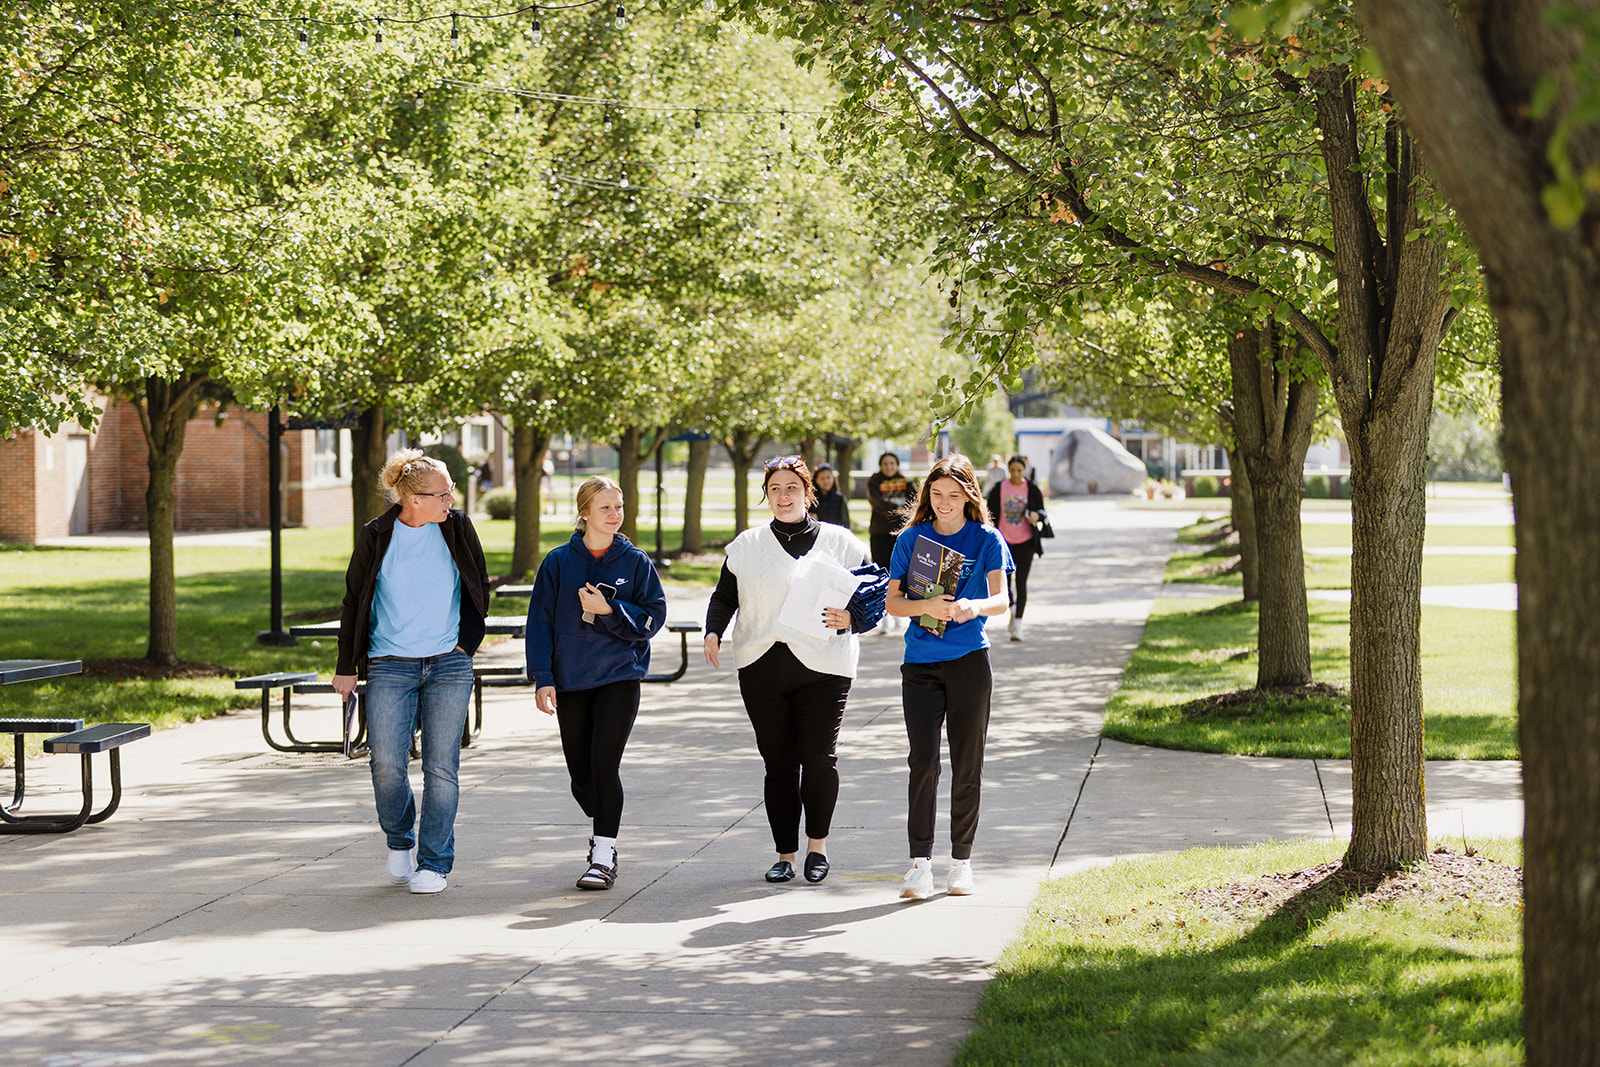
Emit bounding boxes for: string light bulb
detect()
[614,4,626,29]
[603,107,612,131]
[232,17,242,45]
[703,0,716,10]
[298,17,309,51]
[451,12,463,53]
[530,6,542,45]
[693,110,701,137]
[374,16,384,43]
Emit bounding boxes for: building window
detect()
[466,422,489,457]
[313,429,340,481]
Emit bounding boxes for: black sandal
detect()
[577,838,618,890]
[577,859,617,890]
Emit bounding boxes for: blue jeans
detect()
[366,650,473,874]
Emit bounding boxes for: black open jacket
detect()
[336,505,490,677]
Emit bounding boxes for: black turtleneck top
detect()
[705,517,820,638]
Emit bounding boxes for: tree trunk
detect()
[350,404,388,541]
[1226,322,1316,687]
[834,439,857,500]
[1225,447,1261,604]
[797,435,816,471]
[681,437,711,552]
[618,426,644,543]
[616,426,667,543]
[724,428,769,534]
[1352,1,1600,1051]
[1309,67,1452,870]
[134,373,208,666]
[511,423,550,579]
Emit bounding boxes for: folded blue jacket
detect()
[524,533,667,691]
[847,563,889,633]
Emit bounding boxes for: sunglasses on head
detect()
[764,454,803,470]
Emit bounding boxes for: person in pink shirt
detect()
[984,455,1044,641]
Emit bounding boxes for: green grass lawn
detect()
[1103,594,1517,759]
[958,839,1522,1066]
[1128,509,1518,759]
[0,519,728,758]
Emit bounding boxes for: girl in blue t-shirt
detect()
[884,453,1014,901]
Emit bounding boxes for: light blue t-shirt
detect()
[368,520,461,659]
[890,519,1013,664]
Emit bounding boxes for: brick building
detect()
[0,397,355,542]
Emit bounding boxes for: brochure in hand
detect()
[905,534,967,636]
[343,691,361,760]
[774,554,868,645]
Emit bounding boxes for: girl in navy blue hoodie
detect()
[525,476,666,890]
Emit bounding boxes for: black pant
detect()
[739,643,852,854]
[556,679,640,838]
[870,531,898,570]
[1007,544,1035,618]
[901,649,992,860]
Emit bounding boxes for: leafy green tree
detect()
[1351,0,1600,1053]
[735,0,1478,870]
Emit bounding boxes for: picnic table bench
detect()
[0,718,151,835]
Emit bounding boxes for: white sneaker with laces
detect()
[1011,618,1025,642]
[899,858,935,900]
[1007,615,1016,635]
[409,869,447,894]
[387,847,416,885]
[948,858,974,896]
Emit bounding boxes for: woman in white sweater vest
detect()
[704,455,881,884]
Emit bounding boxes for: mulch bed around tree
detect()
[1179,682,1348,719]
[1184,848,1523,920]
[82,659,237,680]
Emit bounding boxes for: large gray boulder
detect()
[1049,427,1147,496]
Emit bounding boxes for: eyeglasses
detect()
[764,454,803,470]
[417,485,455,503]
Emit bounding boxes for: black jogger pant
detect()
[1007,545,1035,619]
[555,678,640,838]
[901,648,992,861]
[739,642,852,855]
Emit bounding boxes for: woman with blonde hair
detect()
[883,452,1012,900]
[525,476,666,890]
[333,449,488,895]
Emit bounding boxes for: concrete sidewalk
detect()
[0,499,1522,1066]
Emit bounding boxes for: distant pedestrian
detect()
[705,455,886,885]
[867,451,916,634]
[809,463,851,528]
[333,449,489,896]
[525,476,666,890]
[883,452,1012,900]
[983,455,1005,493]
[986,455,1045,642]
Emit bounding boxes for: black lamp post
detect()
[257,406,298,647]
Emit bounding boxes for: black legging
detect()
[739,643,852,854]
[1007,544,1035,618]
[555,679,640,838]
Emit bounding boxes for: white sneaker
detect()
[948,858,974,896]
[1006,615,1016,635]
[409,869,447,894]
[899,858,934,900]
[1010,618,1025,642]
[386,847,416,885]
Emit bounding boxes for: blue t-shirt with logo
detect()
[889,519,1013,664]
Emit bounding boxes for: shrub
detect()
[1191,475,1219,498]
[482,488,517,521]
[1304,474,1330,498]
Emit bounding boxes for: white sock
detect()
[590,835,617,868]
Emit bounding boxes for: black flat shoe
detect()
[765,860,795,883]
[803,852,830,883]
